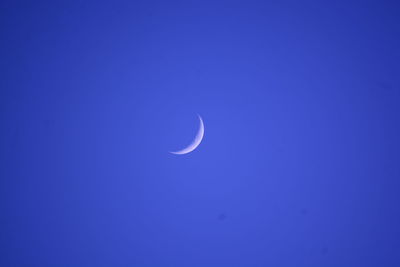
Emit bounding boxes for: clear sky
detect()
[1,1,400,266]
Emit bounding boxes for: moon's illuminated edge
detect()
[170,115,204,155]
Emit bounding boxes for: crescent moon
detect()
[170,114,204,155]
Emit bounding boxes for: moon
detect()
[170,114,204,155]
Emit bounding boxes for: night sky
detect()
[1,1,400,266]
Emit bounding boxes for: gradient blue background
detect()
[1,1,400,266]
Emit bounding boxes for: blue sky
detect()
[1,1,400,266]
